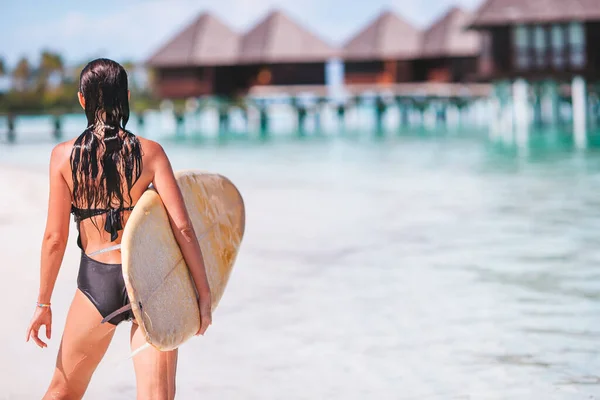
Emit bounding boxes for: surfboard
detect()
[121,170,245,351]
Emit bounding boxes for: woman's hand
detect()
[196,293,212,336]
[26,306,52,348]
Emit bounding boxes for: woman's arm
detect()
[26,143,71,348]
[38,143,71,304]
[150,142,212,335]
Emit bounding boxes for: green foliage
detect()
[40,51,64,75]
[38,50,64,87]
[130,88,161,113]
[12,57,31,91]
[121,60,136,73]
[0,52,160,115]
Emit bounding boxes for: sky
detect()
[0,0,484,68]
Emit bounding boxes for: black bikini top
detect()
[71,205,135,247]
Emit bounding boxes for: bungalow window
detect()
[551,24,565,69]
[513,25,530,70]
[344,61,385,74]
[534,25,547,68]
[568,22,586,68]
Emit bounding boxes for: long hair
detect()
[70,58,142,210]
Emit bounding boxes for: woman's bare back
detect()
[53,134,160,263]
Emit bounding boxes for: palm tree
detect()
[0,57,6,77]
[38,50,64,87]
[121,60,136,73]
[69,61,89,84]
[121,60,139,93]
[13,57,31,91]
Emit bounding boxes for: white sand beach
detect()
[1,147,395,399]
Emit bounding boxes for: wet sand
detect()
[1,160,366,399]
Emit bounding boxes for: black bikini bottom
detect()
[77,252,133,325]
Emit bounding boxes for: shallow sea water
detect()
[2,114,600,399]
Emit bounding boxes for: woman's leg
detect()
[43,289,116,400]
[130,323,178,400]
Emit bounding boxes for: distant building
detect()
[342,8,480,85]
[470,0,600,144]
[147,11,337,98]
[469,0,600,81]
[415,7,480,83]
[342,11,421,84]
[147,13,240,98]
[237,11,337,87]
[146,7,488,99]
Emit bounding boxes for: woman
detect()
[24,58,212,399]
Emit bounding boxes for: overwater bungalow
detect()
[414,7,480,83]
[342,8,480,85]
[469,0,600,142]
[469,0,600,81]
[236,11,337,88]
[342,11,421,84]
[147,10,337,98]
[147,13,240,98]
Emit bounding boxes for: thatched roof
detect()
[147,13,240,67]
[343,10,421,61]
[422,7,480,58]
[470,0,600,28]
[238,10,337,63]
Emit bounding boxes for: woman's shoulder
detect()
[136,136,167,158]
[51,138,76,154]
[50,138,77,168]
[135,137,170,171]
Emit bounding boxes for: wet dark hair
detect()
[70,58,142,211]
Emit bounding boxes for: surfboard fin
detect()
[128,342,152,359]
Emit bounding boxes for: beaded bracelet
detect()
[37,302,51,308]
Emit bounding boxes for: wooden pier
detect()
[0,84,493,142]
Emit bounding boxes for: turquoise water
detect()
[3,114,600,398]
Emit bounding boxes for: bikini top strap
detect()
[71,204,135,248]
